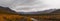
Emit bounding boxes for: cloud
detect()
[0,0,60,12]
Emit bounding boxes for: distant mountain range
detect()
[18,9,57,14]
[0,6,60,15]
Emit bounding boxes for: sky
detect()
[0,0,60,12]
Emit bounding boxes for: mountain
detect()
[18,9,57,14]
[50,9,60,14]
[0,6,60,15]
[0,6,18,14]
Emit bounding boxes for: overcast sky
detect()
[0,0,60,12]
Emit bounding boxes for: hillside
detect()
[0,6,18,14]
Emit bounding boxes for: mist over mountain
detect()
[0,6,17,14]
[0,6,60,15]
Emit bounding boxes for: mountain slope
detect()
[0,6,17,14]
